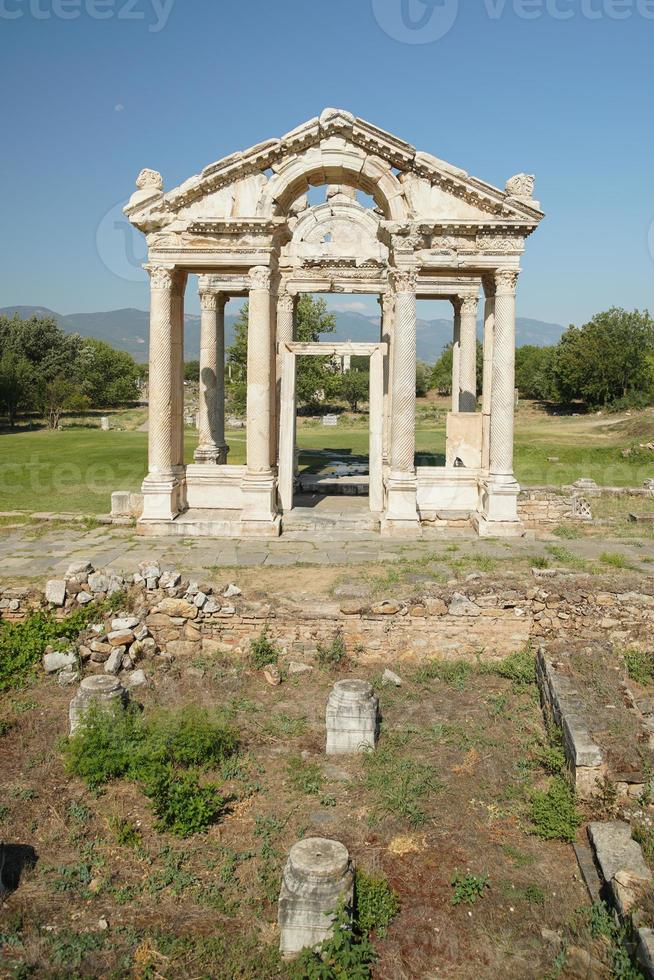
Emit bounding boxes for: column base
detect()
[140,467,186,522]
[193,444,229,465]
[241,471,279,528]
[476,474,524,536]
[473,514,526,538]
[382,472,421,536]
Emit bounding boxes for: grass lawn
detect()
[0,402,653,514]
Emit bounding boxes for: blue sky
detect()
[1,0,653,328]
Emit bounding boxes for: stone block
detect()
[278,838,354,957]
[107,629,135,647]
[45,580,66,606]
[326,679,379,755]
[448,593,481,617]
[105,648,124,675]
[43,649,76,673]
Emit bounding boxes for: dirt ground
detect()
[0,643,622,979]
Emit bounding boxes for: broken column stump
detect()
[326,679,379,755]
[278,837,354,957]
[69,675,128,735]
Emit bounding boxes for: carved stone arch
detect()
[256,146,408,221]
[285,200,388,265]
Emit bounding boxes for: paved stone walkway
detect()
[0,519,652,584]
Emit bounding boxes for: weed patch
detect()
[249,629,279,669]
[530,776,581,842]
[63,703,237,836]
[317,631,348,668]
[363,736,440,827]
[624,648,654,685]
[355,870,400,937]
[451,871,490,906]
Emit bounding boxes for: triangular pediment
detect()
[125,108,544,232]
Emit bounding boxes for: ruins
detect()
[124,109,544,537]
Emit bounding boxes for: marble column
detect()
[481,276,496,470]
[194,282,228,464]
[459,294,479,413]
[242,265,278,527]
[480,267,521,530]
[379,289,394,467]
[384,268,420,531]
[140,266,186,521]
[451,297,462,412]
[276,289,296,477]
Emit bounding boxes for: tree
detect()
[0,351,33,427]
[337,368,369,412]
[36,376,90,430]
[515,345,556,401]
[76,338,140,407]
[226,295,338,411]
[552,308,654,407]
[430,341,483,398]
[416,360,431,398]
[184,360,200,382]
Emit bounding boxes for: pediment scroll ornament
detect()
[136,168,164,191]
[505,173,535,200]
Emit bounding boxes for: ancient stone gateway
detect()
[124,108,544,538]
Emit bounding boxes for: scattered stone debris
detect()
[382,668,402,687]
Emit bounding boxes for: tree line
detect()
[430,307,654,411]
[0,315,142,428]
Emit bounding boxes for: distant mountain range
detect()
[0,305,566,364]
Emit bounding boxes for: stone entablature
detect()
[122,108,544,537]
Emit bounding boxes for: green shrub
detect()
[0,598,113,693]
[141,706,238,770]
[530,776,581,842]
[451,871,490,906]
[600,551,632,569]
[317,631,348,668]
[355,870,400,937]
[292,900,376,979]
[142,766,224,837]
[108,815,142,848]
[487,647,535,686]
[413,659,473,690]
[64,703,237,836]
[624,649,654,685]
[249,629,279,669]
[63,701,142,789]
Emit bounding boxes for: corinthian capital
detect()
[249,265,271,291]
[494,268,520,293]
[277,291,295,315]
[392,268,418,294]
[147,266,176,291]
[200,290,219,312]
[460,295,479,316]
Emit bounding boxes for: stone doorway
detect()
[278,342,386,517]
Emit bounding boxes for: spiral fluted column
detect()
[384,268,420,532]
[459,294,479,413]
[451,298,462,413]
[140,265,186,521]
[195,282,228,465]
[242,266,278,528]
